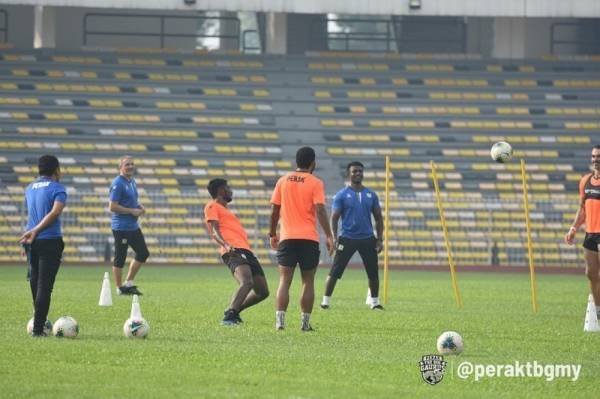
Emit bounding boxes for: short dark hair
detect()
[38,155,60,177]
[296,146,316,169]
[346,161,364,173]
[207,178,227,199]
[594,145,600,150]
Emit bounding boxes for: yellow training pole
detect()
[520,159,539,313]
[430,161,463,308]
[382,155,390,305]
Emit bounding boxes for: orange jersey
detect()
[579,173,600,233]
[204,200,251,255]
[271,171,326,242]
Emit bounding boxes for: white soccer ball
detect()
[52,316,79,338]
[26,318,53,335]
[123,317,150,338]
[490,141,513,163]
[437,331,464,355]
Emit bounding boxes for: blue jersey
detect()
[109,175,140,231]
[332,186,380,240]
[25,177,67,239]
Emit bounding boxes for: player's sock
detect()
[365,289,372,305]
[124,280,134,288]
[301,312,313,331]
[276,311,285,330]
[321,296,330,308]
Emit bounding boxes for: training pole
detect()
[520,159,539,313]
[383,156,390,305]
[430,161,463,308]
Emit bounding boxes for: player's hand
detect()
[223,243,234,253]
[138,205,146,215]
[326,235,335,256]
[564,227,577,245]
[19,230,37,245]
[131,208,144,217]
[375,238,384,254]
[270,235,279,250]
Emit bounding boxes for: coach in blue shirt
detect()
[109,155,148,296]
[320,161,384,310]
[20,155,66,337]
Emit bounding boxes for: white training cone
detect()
[130,294,142,319]
[365,288,372,306]
[99,272,112,306]
[584,294,600,333]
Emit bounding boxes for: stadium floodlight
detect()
[409,0,422,10]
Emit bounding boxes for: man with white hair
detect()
[109,155,148,295]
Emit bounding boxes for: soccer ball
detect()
[123,317,150,338]
[436,331,464,355]
[26,318,53,335]
[53,316,79,338]
[490,141,513,163]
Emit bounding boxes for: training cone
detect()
[584,294,600,332]
[130,294,142,319]
[98,272,112,306]
[365,288,372,306]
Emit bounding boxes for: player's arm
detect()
[373,205,384,253]
[565,200,585,245]
[207,220,234,252]
[269,204,281,249]
[109,201,143,217]
[331,209,341,242]
[19,200,65,244]
[317,204,335,255]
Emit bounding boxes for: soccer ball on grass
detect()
[53,316,79,338]
[436,331,464,355]
[123,317,150,338]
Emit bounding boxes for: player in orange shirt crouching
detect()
[205,179,269,325]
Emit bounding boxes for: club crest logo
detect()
[418,355,447,385]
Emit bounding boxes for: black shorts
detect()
[112,229,150,268]
[583,233,600,252]
[221,249,265,277]
[276,239,320,270]
[330,236,379,280]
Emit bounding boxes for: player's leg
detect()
[28,243,40,305]
[299,240,320,331]
[275,240,298,330]
[300,267,317,313]
[276,265,294,312]
[321,237,356,309]
[240,274,269,311]
[239,253,269,312]
[358,238,382,309]
[584,245,600,317]
[229,264,254,312]
[112,230,128,293]
[32,239,63,335]
[221,262,254,325]
[276,265,295,329]
[123,229,149,295]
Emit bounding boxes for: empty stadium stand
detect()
[0,48,596,267]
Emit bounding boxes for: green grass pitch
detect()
[1,265,598,398]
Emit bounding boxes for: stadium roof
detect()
[3,0,600,17]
